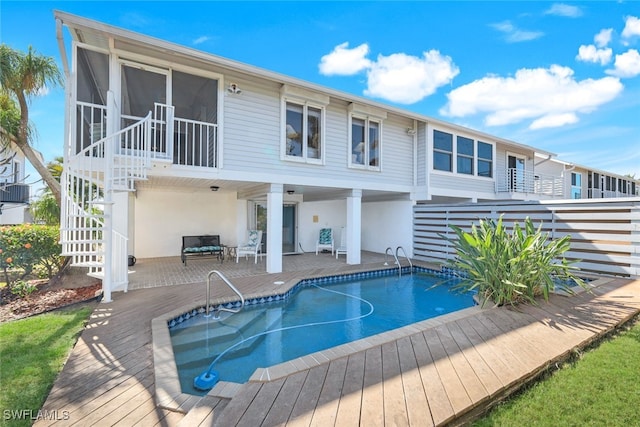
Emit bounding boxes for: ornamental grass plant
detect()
[445,215,588,307]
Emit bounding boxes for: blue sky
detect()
[2,1,640,188]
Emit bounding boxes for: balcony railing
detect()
[0,183,30,203]
[496,168,564,197]
[587,188,637,199]
[75,102,218,169]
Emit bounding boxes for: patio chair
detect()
[315,227,334,255]
[236,230,263,263]
[335,227,347,259]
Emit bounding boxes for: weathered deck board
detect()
[32,255,640,427]
[334,351,365,427]
[423,327,472,415]
[285,363,329,426]
[396,336,433,427]
[260,370,308,426]
[445,321,503,397]
[359,347,385,426]
[381,341,409,426]
[409,332,453,426]
[309,357,348,426]
[236,378,286,426]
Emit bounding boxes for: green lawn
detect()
[0,307,92,427]
[474,317,640,426]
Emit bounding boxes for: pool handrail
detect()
[206,270,245,317]
[384,246,404,277]
[396,246,413,275]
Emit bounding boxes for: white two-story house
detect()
[55,11,639,301]
[0,134,30,225]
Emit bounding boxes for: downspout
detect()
[412,119,417,188]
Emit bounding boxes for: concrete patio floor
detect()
[35,252,640,426]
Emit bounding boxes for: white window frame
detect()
[432,129,454,173]
[280,85,328,165]
[347,103,386,171]
[571,172,582,199]
[348,114,382,170]
[476,140,494,178]
[282,100,325,164]
[456,135,474,175]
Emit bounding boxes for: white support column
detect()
[102,90,116,303]
[267,184,283,273]
[346,189,362,265]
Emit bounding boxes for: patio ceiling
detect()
[135,175,410,203]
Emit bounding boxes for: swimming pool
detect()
[168,268,475,395]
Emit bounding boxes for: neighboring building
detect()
[54,11,640,300]
[0,136,30,225]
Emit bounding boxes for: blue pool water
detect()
[169,270,475,395]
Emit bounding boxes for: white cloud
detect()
[440,65,623,130]
[319,42,372,76]
[594,28,613,48]
[530,113,579,130]
[606,49,640,78]
[576,44,612,65]
[490,21,544,43]
[193,36,210,45]
[621,16,640,42]
[363,50,459,104]
[545,3,583,18]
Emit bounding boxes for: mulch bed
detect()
[0,281,102,323]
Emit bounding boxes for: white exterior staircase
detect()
[61,98,154,302]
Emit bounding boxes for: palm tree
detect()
[30,156,63,225]
[0,93,20,179]
[0,44,63,206]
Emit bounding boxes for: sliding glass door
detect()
[253,202,297,254]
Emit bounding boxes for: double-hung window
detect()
[477,141,493,177]
[285,101,323,161]
[433,130,453,172]
[457,136,474,175]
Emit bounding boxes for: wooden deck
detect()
[35,254,640,426]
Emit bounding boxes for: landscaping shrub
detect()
[0,224,64,288]
[444,215,588,307]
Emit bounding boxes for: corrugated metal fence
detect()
[414,199,640,278]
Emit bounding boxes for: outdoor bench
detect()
[181,235,224,265]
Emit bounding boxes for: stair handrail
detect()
[396,246,413,275]
[206,270,245,317]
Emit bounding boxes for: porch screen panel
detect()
[121,65,167,152]
[76,47,108,153]
[172,71,218,167]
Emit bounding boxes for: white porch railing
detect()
[496,168,564,197]
[121,103,219,168]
